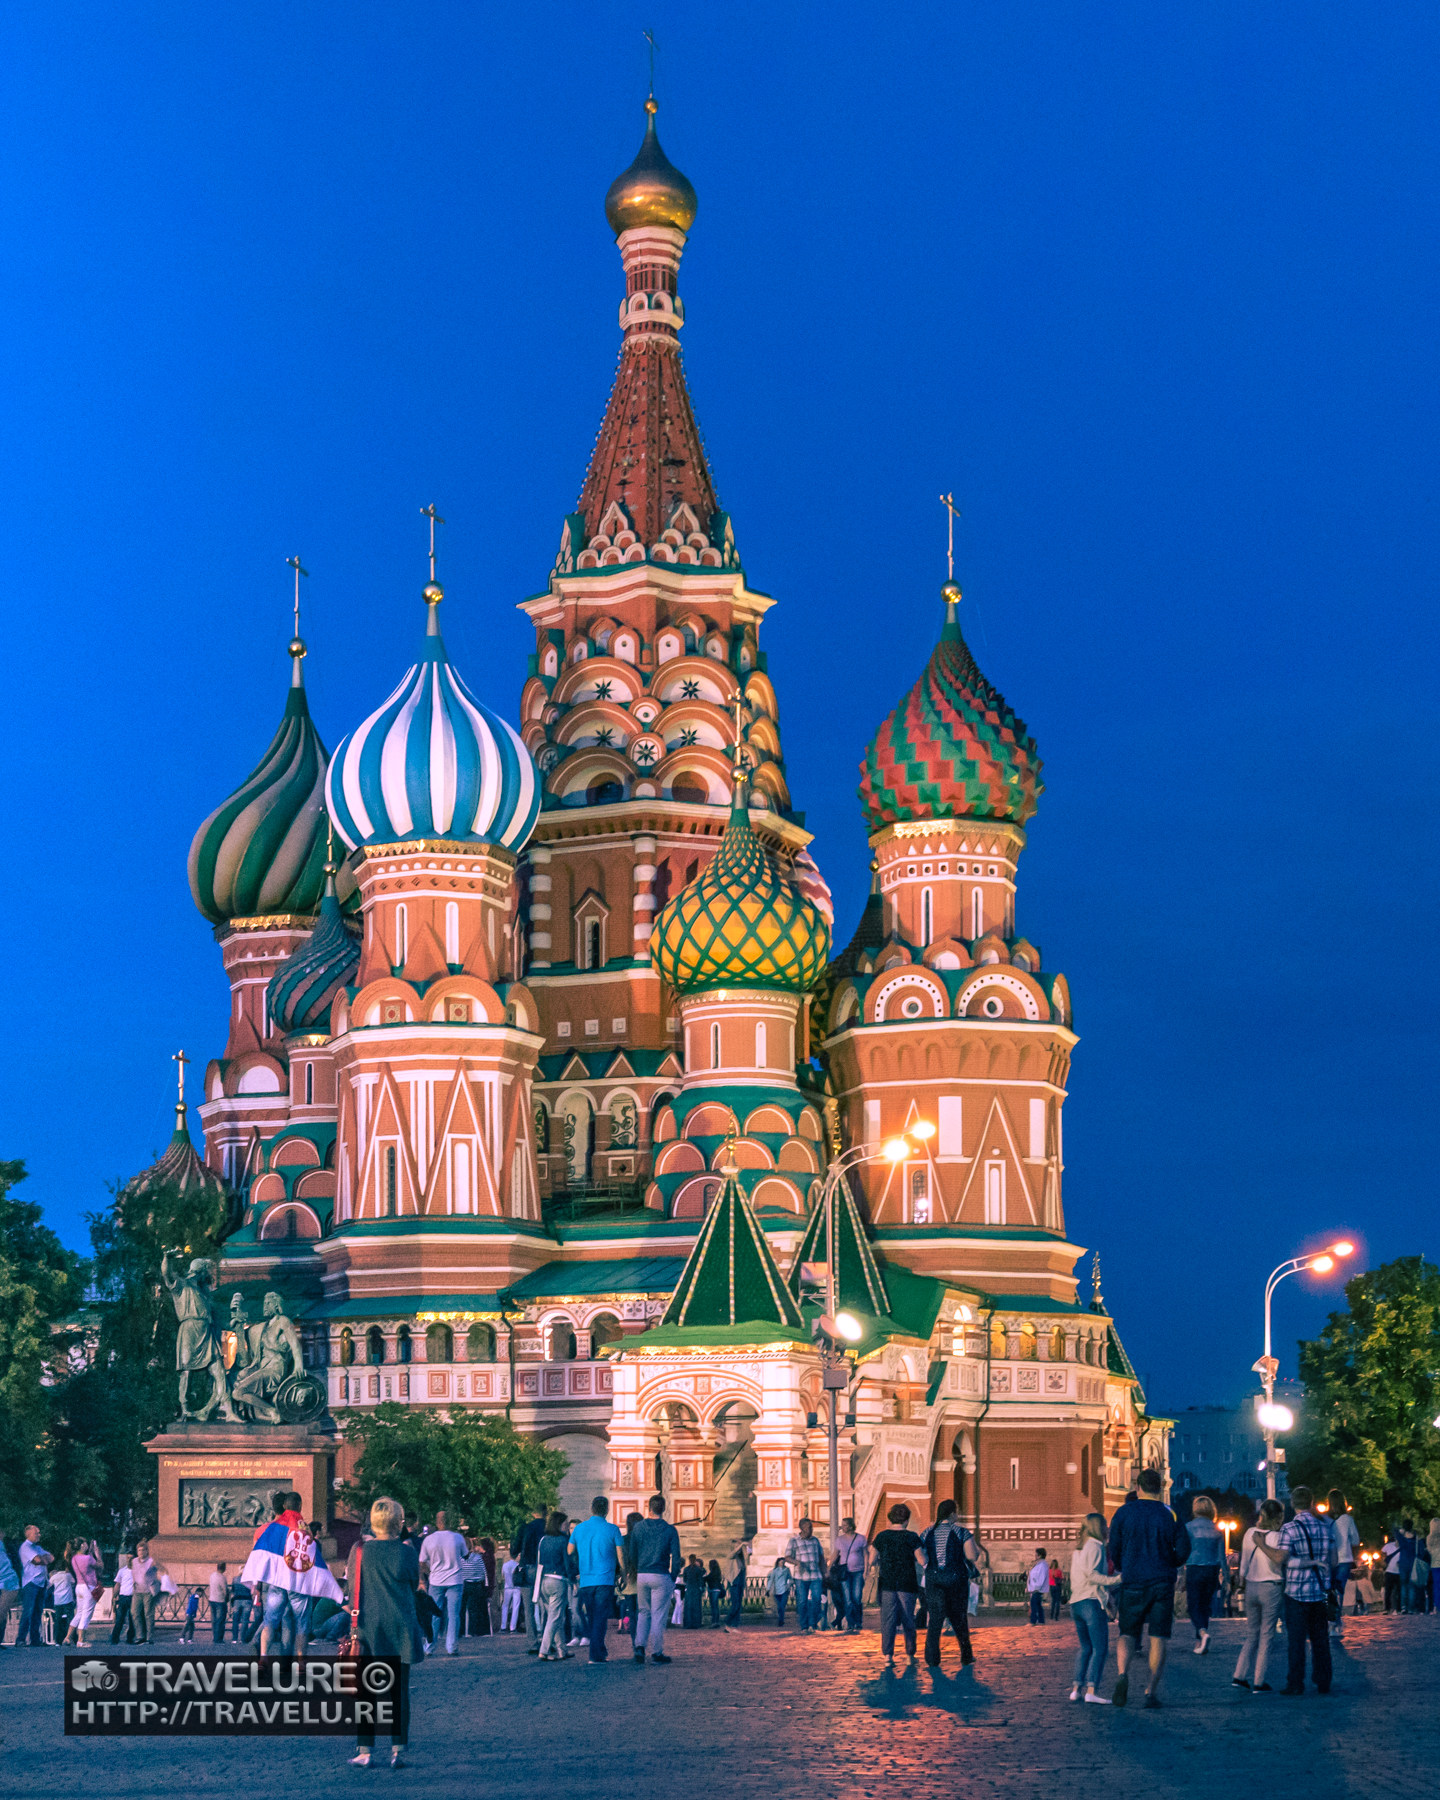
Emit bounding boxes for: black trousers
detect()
[1284,1597,1332,1693]
[923,1580,973,1667]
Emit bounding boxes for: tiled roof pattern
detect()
[662,1164,807,1332]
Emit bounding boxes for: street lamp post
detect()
[1253,1240,1354,1500]
[812,1125,935,1559]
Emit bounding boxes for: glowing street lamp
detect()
[1253,1239,1355,1500]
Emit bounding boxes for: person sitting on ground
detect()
[1106,1466,1191,1709]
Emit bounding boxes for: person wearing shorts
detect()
[1106,1468,1189,1709]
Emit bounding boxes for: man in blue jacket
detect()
[1106,1467,1190,1709]
[630,1495,683,1665]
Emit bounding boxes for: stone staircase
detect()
[674,1432,758,1566]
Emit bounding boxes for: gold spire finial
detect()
[729,688,751,803]
[421,504,446,605]
[939,495,962,611]
[324,819,337,880]
[286,556,310,673]
[172,1048,190,1131]
[644,26,657,101]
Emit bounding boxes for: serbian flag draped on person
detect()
[241,1518,343,1602]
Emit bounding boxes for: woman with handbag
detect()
[345,1496,423,1769]
[1068,1513,1121,1702]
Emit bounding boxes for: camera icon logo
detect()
[72,1659,119,1693]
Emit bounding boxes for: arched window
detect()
[548,1317,577,1362]
[445,901,460,965]
[921,887,933,947]
[970,888,983,941]
[467,1323,496,1363]
[366,1328,386,1365]
[533,1103,549,1152]
[590,1313,623,1352]
[384,1145,398,1216]
[395,1326,412,1364]
[585,919,602,970]
[453,1142,472,1214]
[1049,1327,1066,1362]
[426,1324,453,1363]
[755,1021,767,1067]
[304,1063,314,1106]
[339,1327,354,1367]
[711,1022,721,1069]
[1018,1324,1037,1361]
[395,903,408,967]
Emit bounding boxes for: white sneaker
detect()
[1084,1692,1109,1704]
[1069,1686,1080,1702]
[1194,1632,1209,1655]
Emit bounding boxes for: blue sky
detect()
[2,3,1435,1408]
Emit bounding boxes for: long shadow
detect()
[854,1659,1005,1723]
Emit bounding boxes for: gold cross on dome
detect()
[940,493,961,583]
[286,556,309,636]
[421,504,445,583]
[173,1048,190,1104]
[729,688,751,774]
[644,27,657,97]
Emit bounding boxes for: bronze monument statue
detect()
[162,1251,240,1422]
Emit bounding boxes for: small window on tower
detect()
[304,1063,313,1106]
[384,1145,397,1217]
[585,919,602,970]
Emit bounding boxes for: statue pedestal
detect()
[145,1420,340,1585]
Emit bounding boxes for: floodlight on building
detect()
[833,1311,863,1343]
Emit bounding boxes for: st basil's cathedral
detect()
[162,98,1172,1579]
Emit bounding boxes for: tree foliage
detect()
[336,1404,568,1539]
[0,1159,83,1535]
[1289,1256,1440,1538]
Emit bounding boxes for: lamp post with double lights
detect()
[1253,1240,1354,1500]
[808,1124,937,1559]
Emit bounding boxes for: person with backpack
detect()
[919,1500,978,1669]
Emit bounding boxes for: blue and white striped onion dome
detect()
[325,596,540,852]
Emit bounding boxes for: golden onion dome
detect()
[652,801,831,995]
[604,99,698,235]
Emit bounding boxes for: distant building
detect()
[1166,1383,1303,1500]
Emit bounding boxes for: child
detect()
[767,1557,792,1626]
[179,1588,200,1642]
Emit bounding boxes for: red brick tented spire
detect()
[577,334,718,547]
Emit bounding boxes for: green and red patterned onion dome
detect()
[189,647,351,923]
[652,800,831,994]
[267,858,360,1033]
[858,586,1043,831]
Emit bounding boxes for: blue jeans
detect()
[579,1585,614,1660]
[18,1584,46,1646]
[1071,1598,1108,1689]
[726,1576,746,1626]
[262,1587,314,1651]
[708,1587,723,1626]
[796,1577,823,1631]
[1029,1590,1045,1625]
[430,1584,463,1654]
[843,1570,865,1630]
[774,1587,788,1624]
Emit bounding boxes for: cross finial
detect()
[421,504,445,585]
[729,688,750,797]
[644,27,657,99]
[1091,1250,1105,1313]
[286,555,309,638]
[172,1048,190,1114]
[940,494,961,584]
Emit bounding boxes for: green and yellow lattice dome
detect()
[652,802,831,994]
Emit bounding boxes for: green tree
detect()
[0,1159,83,1535]
[336,1404,568,1539]
[1289,1255,1440,1539]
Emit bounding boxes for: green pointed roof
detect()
[787,1173,891,1319]
[661,1156,806,1333]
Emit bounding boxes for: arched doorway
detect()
[547,1431,612,1524]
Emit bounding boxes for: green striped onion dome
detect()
[266,865,360,1033]
[189,665,342,924]
[859,589,1042,831]
[651,801,831,994]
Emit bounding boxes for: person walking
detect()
[479,1538,499,1635]
[786,1519,825,1634]
[767,1557,793,1625]
[618,1513,643,1639]
[17,1526,54,1648]
[682,1556,706,1628]
[1067,1513,1121,1702]
[1276,1485,1337,1695]
[570,1495,627,1663]
[1048,1558,1064,1622]
[207,1563,228,1643]
[1231,1498,1285,1691]
[919,1500,978,1670]
[65,1540,101,1648]
[129,1541,160,1644]
[1183,1496,1226,1654]
[1026,1549,1050,1625]
[515,1504,548,1655]
[1327,1491,1360,1637]
[109,1554,137,1645]
[533,1511,573,1661]
[179,1588,199,1642]
[1106,1466,1191,1709]
[631,1494,683,1665]
[870,1502,923,1665]
[835,1518,868,1633]
[347,1496,423,1769]
[241,1490,342,1658]
[724,1539,749,1630]
[1382,1532,1402,1611]
[706,1559,725,1626]
[418,1511,468,1657]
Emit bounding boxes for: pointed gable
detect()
[787,1174,891,1319]
[662,1158,806,1331]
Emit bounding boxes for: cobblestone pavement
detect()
[6,1611,1435,1800]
